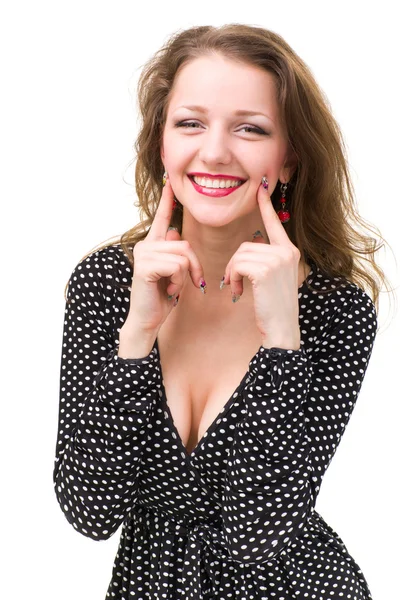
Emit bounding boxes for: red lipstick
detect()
[188,175,244,197]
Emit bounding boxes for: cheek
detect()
[243,148,271,177]
[253,157,282,183]
[163,129,199,167]
[162,139,188,174]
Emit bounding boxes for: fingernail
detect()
[168,226,178,231]
[231,293,241,303]
[167,294,175,300]
[199,278,207,294]
[261,176,269,190]
[252,230,264,239]
[220,276,225,290]
[173,294,180,307]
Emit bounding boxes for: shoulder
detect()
[66,244,133,301]
[69,244,132,283]
[309,263,378,335]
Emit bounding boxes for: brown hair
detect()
[69,24,396,319]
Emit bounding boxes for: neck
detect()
[177,209,309,307]
[180,209,268,298]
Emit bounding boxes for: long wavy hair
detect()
[70,24,396,318]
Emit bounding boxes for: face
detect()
[161,54,295,227]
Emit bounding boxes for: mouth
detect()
[187,174,246,197]
[187,173,246,189]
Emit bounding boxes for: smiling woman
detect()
[53,23,394,600]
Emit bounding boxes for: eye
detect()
[174,120,202,129]
[239,125,270,135]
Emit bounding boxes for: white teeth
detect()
[192,176,242,188]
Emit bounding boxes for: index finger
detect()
[256,180,291,246]
[146,178,176,242]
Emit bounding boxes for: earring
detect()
[162,171,168,186]
[277,182,290,223]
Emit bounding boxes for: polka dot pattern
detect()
[53,245,378,599]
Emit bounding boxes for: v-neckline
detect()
[156,339,252,460]
[155,261,316,462]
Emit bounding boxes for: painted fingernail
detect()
[220,276,225,290]
[199,278,207,294]
[261,176,269,190]
[231,293,241,303]
[168,226,178,231]
[167,294,175,300]
[252,230,264,239]
[173,294,180,307]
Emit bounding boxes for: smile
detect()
[187,174,245,197]
[192,175,243,189]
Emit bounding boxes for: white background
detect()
[1,1,399,599]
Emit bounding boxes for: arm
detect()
[221,285,378,564]
[53,250,161,541]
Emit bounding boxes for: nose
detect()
[197,125,232,166]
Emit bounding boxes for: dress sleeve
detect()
[221,285,378,564]
[53,252,161,541]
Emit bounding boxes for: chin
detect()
[185,204,250,228]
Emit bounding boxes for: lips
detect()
[189,175,242,189]
[188,175,244,197]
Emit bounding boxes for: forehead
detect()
[167,54,279,119]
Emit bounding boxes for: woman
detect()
[53,24,389,599]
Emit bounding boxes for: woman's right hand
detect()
[121,178,204,338]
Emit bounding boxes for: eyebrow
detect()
[174,105,275,123]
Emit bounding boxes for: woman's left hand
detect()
[222,180,302,350]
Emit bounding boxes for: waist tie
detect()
[177,519,231,599]
[133,506,235,600]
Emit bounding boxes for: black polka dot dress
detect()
[53,244,378,599]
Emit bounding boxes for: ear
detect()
[279,150,297,183]
[160,141,165,164]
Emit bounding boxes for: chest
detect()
[157,308,262,455]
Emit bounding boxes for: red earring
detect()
[277,182,290,223]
